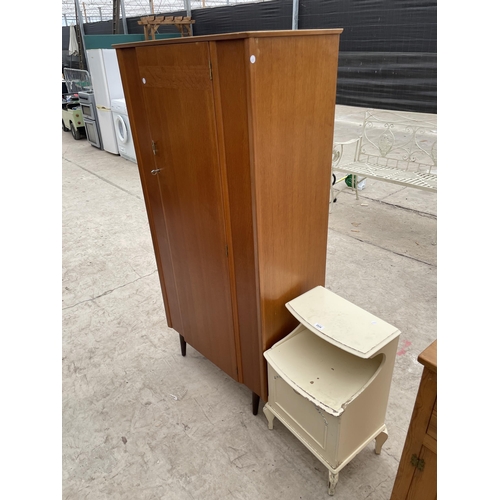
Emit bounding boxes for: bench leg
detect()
[330,182,335,213]
[330,173,350,211]
[354,174,359,200]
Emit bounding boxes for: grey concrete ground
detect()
[62,104,437,499]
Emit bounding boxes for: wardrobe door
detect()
[135,42,238,380]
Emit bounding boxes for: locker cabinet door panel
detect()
[136,42,238,379]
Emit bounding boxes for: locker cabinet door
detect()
[135,41,238,380]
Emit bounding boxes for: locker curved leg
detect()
[375,425,388,454]
[328,471,339,495]
[262,404,275,429]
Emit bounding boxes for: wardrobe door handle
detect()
[151,169,161,175]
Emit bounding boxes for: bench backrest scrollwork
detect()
[357,109,437,174]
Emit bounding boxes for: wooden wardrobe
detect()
[114,29,343,413]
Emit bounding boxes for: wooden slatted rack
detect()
[138,15,195,39]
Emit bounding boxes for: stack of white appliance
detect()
[86,48,124,155]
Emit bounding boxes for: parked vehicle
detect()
[62,93,86,140]
[62,68,92,141]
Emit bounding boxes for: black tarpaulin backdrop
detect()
[62,0,436,113]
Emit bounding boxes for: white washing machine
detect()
[111,98,137,163]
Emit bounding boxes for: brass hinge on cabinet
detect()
[209,60,213,81]
[411,454,425,471]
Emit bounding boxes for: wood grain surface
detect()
[247,34,340,355]
[115,31,342,401]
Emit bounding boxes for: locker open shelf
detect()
[265,327,383,416]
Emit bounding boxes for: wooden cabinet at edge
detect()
[114,30,343,408]
[390,340,437,499]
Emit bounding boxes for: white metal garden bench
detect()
[331,109,437,203]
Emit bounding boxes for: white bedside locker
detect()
[263,286,400,495]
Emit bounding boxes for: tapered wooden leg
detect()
[375,425,388,454]
[328,471,339,495]
[252,392,260,415]
[263,404,275,429]
[179,334,187,357]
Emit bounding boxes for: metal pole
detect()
[82,2,88,23]
[74,0,89,70]
[184,0,191,17]
[112,0,120,33]
[120,0,129,34]
[98,7,102,21]
[149,0,155,15]
[292,0,299,30]
[64,14,68,26]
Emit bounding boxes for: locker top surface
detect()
[285,286,400,358]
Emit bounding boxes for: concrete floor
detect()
[62,104,437,500]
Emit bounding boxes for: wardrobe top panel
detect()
[113,29,343,49]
